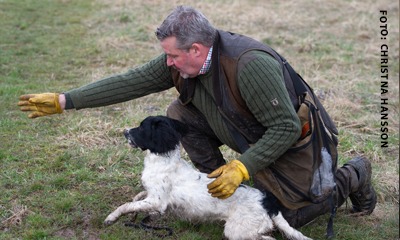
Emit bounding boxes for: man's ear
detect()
[190,43,203,56]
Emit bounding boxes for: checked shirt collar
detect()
[198,46,213,75]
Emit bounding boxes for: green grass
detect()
[1,0,399,239]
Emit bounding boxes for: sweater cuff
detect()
[238,154,258,176]
[63,92,75,110]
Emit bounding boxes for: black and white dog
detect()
[104,116,311,240]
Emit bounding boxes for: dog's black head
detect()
[124,116,188,154]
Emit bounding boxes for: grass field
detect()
[0,0,399,239]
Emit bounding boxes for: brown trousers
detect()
[167,100,358,228]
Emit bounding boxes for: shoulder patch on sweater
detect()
[270,98,279,106]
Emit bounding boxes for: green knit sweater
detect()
[65,51,301,175]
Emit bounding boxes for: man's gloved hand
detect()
[18,93,63,118]
[207,159,250,199]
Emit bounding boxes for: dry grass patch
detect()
[1,203,33,230]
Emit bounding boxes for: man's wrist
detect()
[59,94,66,110]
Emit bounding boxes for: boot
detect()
[343,156,377,215]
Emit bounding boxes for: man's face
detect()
[160,36,201,79]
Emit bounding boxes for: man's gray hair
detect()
[155,6,216,50]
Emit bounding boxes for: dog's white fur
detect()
[104,118,311,240]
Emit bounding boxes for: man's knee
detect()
[166,100,204,125]
[166,100,183,120]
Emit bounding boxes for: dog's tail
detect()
[272,212,313,240]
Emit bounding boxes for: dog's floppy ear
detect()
[135,116,189,154]
[141,116,185,154]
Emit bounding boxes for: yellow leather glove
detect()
[207,159,250,199]
[18,93,63,118]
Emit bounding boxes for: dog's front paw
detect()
[103,220,114,226]
[104,215,118,226]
